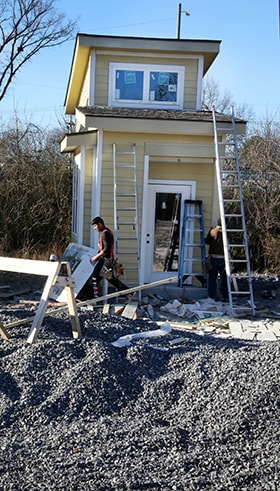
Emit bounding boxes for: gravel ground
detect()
[0,303,280,490]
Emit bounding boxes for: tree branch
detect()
[0,0,77,101]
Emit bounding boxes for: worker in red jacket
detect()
[90,216,128,297]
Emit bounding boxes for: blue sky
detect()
[1,0,279,129]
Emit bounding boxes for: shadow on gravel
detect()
[0,370,21,401]
[0,308,264,428]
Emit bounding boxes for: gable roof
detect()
[64,33,221,114]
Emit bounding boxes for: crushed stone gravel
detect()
[0,307,279,490]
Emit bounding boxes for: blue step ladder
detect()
[178,199,207,287]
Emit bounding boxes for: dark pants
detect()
[92,258,128,296]
[208,257,228,300]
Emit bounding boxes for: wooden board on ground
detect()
[121,300,138,319]
[73,276,178,311]
[102,304,111,314]
[113,305,125,315]
[0,322,10,340]
[229,320,243,337]
[0,287,31,298]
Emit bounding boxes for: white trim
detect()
[90,145,96,247]
[139,154,150,286]
[77,147,85,243]
[71,156,79,240]
[144,180,196,283]
[108,62,185,110]
[90,130,103,250]
[89,50,96,105]
[148,178,196,186]
[196,56,204,110]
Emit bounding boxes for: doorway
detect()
[143,181,196,283]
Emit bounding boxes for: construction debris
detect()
[1,269,280,344]
[155,297,280,341]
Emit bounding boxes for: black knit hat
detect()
[91,216,104,226]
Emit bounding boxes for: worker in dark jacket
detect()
[90,216,128,297]
[205,218,228,301]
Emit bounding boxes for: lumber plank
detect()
[0,322,10,340]
[102,304,111,314]
[229,321,243,337]
[113,305,125,315]
[121,301,138,319]
[0,287,31,298]
[78,276,178,308]
[0,257,58,277]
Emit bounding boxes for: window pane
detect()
[149,72,178,102]
[153,192,181,272]
[115,70,144,100]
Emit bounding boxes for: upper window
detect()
[109,63,185,109]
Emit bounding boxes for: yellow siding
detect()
[95,54,198,109]
[90,131,216,284]
[183,58,198,109]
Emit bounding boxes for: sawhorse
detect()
[0,257,81,344]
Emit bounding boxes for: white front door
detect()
[143,181,196,283]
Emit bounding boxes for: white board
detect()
[50,243,97,302]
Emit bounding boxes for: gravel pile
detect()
[0,308,280,490]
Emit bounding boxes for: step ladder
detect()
[113,143,140,283]
[178,199,207,287]
[163,194,180,271]
[212,105,255,316]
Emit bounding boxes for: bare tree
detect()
[239,117,280,271]
[202,76,255,122]
[203,78,280,271]
[0,114,73,258]
[0,0,76,102]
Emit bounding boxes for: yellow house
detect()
[61,34,246,288]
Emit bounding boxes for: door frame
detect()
[141,178,196,284]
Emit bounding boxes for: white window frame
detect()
[72,159,79,238]
[108,62,185,110]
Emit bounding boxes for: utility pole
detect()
[176,3,190,39]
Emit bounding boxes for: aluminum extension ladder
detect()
[178,199,207,287]
[212,105,255,316]
[113,143,140,283]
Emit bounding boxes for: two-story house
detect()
[61,33,246,289]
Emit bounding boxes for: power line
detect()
[92,17,175,32]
